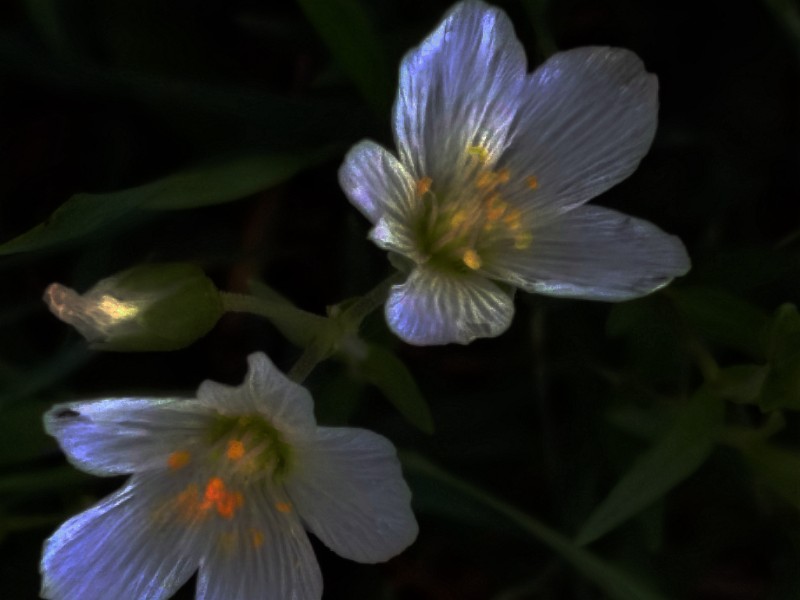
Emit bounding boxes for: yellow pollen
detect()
[467,145,490,162]
[526,175,539,190]
[226,439,245,461]
[450,210,468,228]
[167,450,191,470]
[251,529,265,548]
[416,176,433,196]
[275,501,292,514]
[462,249,482,270]
[514,232,533,250]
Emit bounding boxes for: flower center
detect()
[412,145,535,272]
[206,413,294,482]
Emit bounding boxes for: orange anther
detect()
[462,249,482,270]
[226,440,245,460]
[526,176,539,190]
[201,477,244,520]
[167,450,191,470]
[416,177,433,196]
[275,501,292,514]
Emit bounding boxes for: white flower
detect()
[40,353,418,600]
[339,0,690,346]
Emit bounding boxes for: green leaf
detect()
[401,452,669,600]
[765,304,800,360]
[0,149,334,255]
[757,304,800,411]
[705,364,768,405]
[740,441,800,510]
[669,286,769,359]
[759,354,800,411]
[358,345,434,434]
[575,391,724,546]
[295,0,392,115]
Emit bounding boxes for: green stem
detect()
[287,342,330,383]
[338,271,404,326]
[219,291,328,327]
[220,273,403,384]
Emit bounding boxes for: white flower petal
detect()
[196,483,321,600]
[40,472,207,600]
[394,0,527,183]
[44,398,213,476]
[489,205,690,301]
[286,428,418,563]
[338,140,416,225]
[386,266,514,345]
[197,353,315,435]
[502,47,658,220]
[367,215,419,257]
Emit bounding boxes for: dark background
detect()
[1,0,799,598]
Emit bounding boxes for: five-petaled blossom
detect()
[339,0,690,345]
[40,353,418,600]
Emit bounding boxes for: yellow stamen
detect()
[514,232,533,250]
[275,501,292,514]
[167,450,191,470]
[467,145,490,162]
[416,176,433,196]
[226,439,245,461]
[526,175,539,190]
[462,249,482,270]
[450,210,468,228]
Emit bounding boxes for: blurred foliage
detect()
[1,0,799,598]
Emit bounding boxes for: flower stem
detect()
[287,342,330,383]
[221,272,400,384]
[219,291,327,326]
[338,271,404,327]
[288,272,403,383]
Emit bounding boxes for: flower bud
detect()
[44,263,223,351]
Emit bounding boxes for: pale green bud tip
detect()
[44,263,224,351]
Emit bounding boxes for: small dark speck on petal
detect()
[53,408,80,419]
